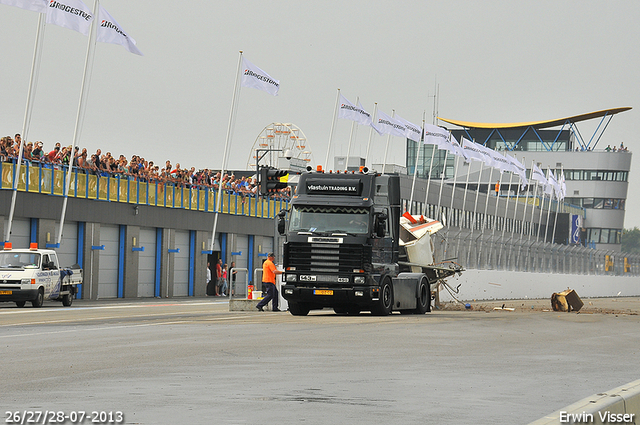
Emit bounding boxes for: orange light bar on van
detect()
[30,243,38,250]
[3,242,12,250]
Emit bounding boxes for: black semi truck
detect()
[279,169,461,316]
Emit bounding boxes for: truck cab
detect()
[280,170,410,315]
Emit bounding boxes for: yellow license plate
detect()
[314,290,333,296]
[0,290,12,295]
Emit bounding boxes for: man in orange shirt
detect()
[256,252,283,312]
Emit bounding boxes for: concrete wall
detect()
[440,269,640,301]
[529,379,640,424]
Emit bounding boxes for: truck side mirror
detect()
[375,213,387,238]
[277,209,287,235]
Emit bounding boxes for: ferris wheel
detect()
[247,122,313,171]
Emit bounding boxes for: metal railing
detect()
[1,161,288,218]
[434,227,640,276]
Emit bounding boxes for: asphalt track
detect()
[1,297,640,424]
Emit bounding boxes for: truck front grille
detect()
[286,243,369,273]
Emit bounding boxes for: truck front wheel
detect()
[289,302,310,316]
[372,278,393,316]
[31,289,44,308]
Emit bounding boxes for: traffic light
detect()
[260,167,288,196]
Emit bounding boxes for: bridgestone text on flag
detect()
[241,57,280,96]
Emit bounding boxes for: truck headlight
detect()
[354,276,365,284]
[21,278,34,285]
[284,288,294,295]
[286,274,297,282]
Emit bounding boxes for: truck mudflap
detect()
[282,285,380,308]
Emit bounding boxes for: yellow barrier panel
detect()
[1,163,12,189]
[148,182,156,205]
[40,167,52,194]
[16,164,27,191]
[127,180,137,204]
[157,183,165,207]
[98,176,108,200]
[109,177,118,202]
[166,185,174,208]
[77,173,87,198]
[119,178,128,202]
[198,190,205,211]
[28,166,39,192]
[88,174,97,199]
[53,169,64,195]
[188,188,194,209]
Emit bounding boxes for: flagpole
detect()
[210,51,243,252]
[537,169,549,241]
[466,160,484,265]
[382,110,394,174]
[551,166,564,244]
[408,113,426,213]
[521,160,533,238]
[364,103,377,167]
[344,96,358,171]
[436,150,448,222]
[56,0,100,246]
[423,141,436,215]
[5,11,46,244]
[324,89,340,171]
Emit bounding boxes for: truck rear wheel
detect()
[289,302,310,316]
[414,277,431,314]
[372,278,393,316]
[31,289,44,308]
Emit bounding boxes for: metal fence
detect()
[434,227,640,276]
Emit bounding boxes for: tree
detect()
[621,227,640,254]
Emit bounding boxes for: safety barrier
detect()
[529,378,640,424]
[1,161,288,219]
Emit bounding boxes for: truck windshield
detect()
[289,206,369,235]
[0,252,41,269]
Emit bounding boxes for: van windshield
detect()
[0,252,41,269]
[289,206,369,235]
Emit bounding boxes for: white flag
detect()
[559,170,566,200]
[0,0,47,13]
[241,57,280,96]
[338,94,373,126]
[97,6,142,56]
[488,149,513,174]
[461,138,486,163]
[546,169,561,198]
[422,123,450,148]
[376,110,406,138]
[438,133,468,160]
[395,115,422,142]
[506,154,528,189]
[46,0,94,36]
[531,163,548,187]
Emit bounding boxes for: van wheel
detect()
[15,301,26,308]
[62,293,73,307]
[372,278,393,316]
[31,289,44,308]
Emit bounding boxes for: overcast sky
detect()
[2,1,639,227]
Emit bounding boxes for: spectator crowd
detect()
[1,133,291,200]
